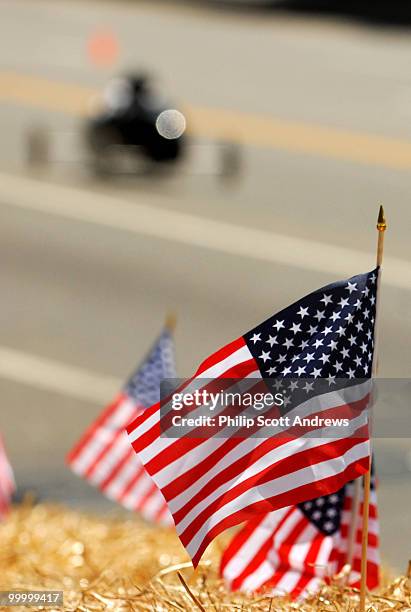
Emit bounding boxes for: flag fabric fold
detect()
[127,269,378,565]
[0,434,15,519]
[67,328,176,524]
[220,473,379,599]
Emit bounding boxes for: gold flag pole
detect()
[359,205,387,612]
[346,477,361,569]
[165,311,177,333]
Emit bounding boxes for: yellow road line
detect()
[0,72,94,116]
[192,106,411,170]
[1,70,411,170]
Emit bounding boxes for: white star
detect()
[290,322,302,334]
[345,313,354,324]
[331,311,341,322]
[370,273,376,284]
[314,338,324,349]
[353,299,362,309]
[321,326,333,336]
[370,295,376,305]
[339,297,350,308]
[281,366,292,376]
[303,353,315,363]
[341,347,350,359]
[295,366,306,376]
[303,382,314,393]
[346,281,357,294]
[319,353,330,364]
[283,338,294,350]
[363,308,370,319]
[355,321,364,332]
[273,320,285,331]
[314,310,325,322]
[297,306,309,319]
[348,335,357,346]
[328,374,336,386]
[272,380,283,391]
[311,368,322,378]
[308,325,318,336]
[334,361,343,372]
[266,366,276,375]
[329,494,339,504]
[347,368,355,379]
[360,342,367,354]
[320,294,333,305]
[250,333,261,344]
[291,354,299,363]
[259,351,271,363]
[304,501,313,510]
[312,510,322,520]
[299,339,309,350]
[362,286,370,297]
[277,354,287,364]
[288,380,299,390]
[354,355,362,367]
[366,330,372,340]
[266,335,278,347]
[283,396,291,407]
[336,326,346,337]
[327,507,337,517]
[328,339,338,351]
[316,498,325,507]
[324,521,335,532]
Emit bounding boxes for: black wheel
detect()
[143,133,184,163]
[26,126,50,167]
[218,142,243,181]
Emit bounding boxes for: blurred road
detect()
[0,0,410,571]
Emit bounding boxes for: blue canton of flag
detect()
[245,268,378,385]
[125,329,177,408]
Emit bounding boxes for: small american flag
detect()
[220,473,379,599]
[127,269,378,566]
[0,434,15,519]
[67,328,176,524]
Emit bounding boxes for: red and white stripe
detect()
[127,336,371,566]
[221,506,333,599]
[0,435,15,519]
[220,480,379,599]
[67,395,173,525]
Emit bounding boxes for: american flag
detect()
[67,328,176,524]
[127,269,378,566]
[0,434,15,519]
[220,473,379,598]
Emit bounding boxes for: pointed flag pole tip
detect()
[377,205,387,231]
[165,312,177,332]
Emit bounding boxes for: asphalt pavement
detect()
[0,0,410,572]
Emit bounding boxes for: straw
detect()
[0,503,407,611]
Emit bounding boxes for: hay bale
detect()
[0,504,409,611]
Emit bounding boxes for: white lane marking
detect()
[0,345,120,404]
[0,171,409,290]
